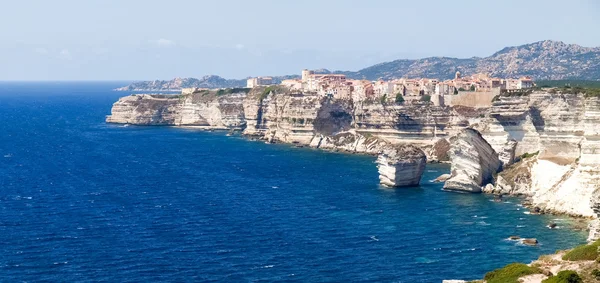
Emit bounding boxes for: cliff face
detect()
[443,129,502,193]
[106,94,181,125]
[107,91,247,128]
[377,144,427,187]
[479,93,600,219]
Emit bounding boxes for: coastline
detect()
[105,86,600,282]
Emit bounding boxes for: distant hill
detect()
[115,40,600,91]
[114,76,247,91]
[115,75,300,91]
[342,40,600,80]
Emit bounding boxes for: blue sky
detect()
[2,0,599,80]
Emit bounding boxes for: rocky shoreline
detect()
[107,86,600,281]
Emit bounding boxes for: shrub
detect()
[542,270,582,283]
[484,263,542,283]
[562,239,600,261]
[380,94,387,104]
[259,86,276,101]
[592,269,600,280]
[395,93,404,104]
[520,151,539,160]
[421,95,431,102]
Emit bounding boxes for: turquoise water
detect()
[0,82,587,282]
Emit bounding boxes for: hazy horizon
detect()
[2,0,599,81]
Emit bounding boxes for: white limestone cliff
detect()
[377,144,427,187]
[443,128,502,193]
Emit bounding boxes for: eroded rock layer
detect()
[443,129,501,193]
[377,144,427,187]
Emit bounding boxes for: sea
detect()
[0,82,588,282]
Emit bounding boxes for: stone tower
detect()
[301,69,313,83]
[455,71,461,80]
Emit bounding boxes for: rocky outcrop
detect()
[377,144,427,187]
[443,128,501,193]
[475,93,600,220]
[106,94,181,125]
[107,91,247,128]
[499,139,518,166]
[588,190,600,241]
[483,157,536,195]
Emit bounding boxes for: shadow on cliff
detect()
[313,99,353,136]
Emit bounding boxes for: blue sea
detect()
[0,82,587,282]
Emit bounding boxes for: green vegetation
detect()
[458,87,466,91]
[380,94,388,104]
[502,89,534,97]
[395,93,405,104]
[592,269,600,280]
[542,270,583,283]
[470,85,476,91]
[547,85,600,97]
[216,88,251,96]
[483,263,542,283]
[562,239,600,261]
[420,95,431,102]
[259,86,277,101]
[454,88,459,95]
[520,151,539,160]
[536,80,600,88]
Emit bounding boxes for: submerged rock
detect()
[433,173,451,183]
[522,238,538,245]
[377,144,427,187]
[443,128,502,193]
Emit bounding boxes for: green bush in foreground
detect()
[561,239,600,261]
[483,263,542,283]
[592,269,600,280]
[542,270,582,283]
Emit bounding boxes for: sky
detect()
[1,0,600,81]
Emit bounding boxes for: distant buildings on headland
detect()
[240,69,534,107]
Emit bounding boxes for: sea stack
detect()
[377,144,427,187]
[443,128,501,193]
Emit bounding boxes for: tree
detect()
[470,85,476,91]
[395,93,405,104]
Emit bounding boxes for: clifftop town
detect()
[115,40,600,92]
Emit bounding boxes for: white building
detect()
[247,77,274,88]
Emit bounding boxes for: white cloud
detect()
[154,38,176,47]
[59,49,72,60]
[235,44,245,50]
[34,47,48,54]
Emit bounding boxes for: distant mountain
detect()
[115,76,247,91]
[116,40,600,91]
[343,40,600,80]
[115,75,301,91]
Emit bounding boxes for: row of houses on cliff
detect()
[245,69,535,107]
